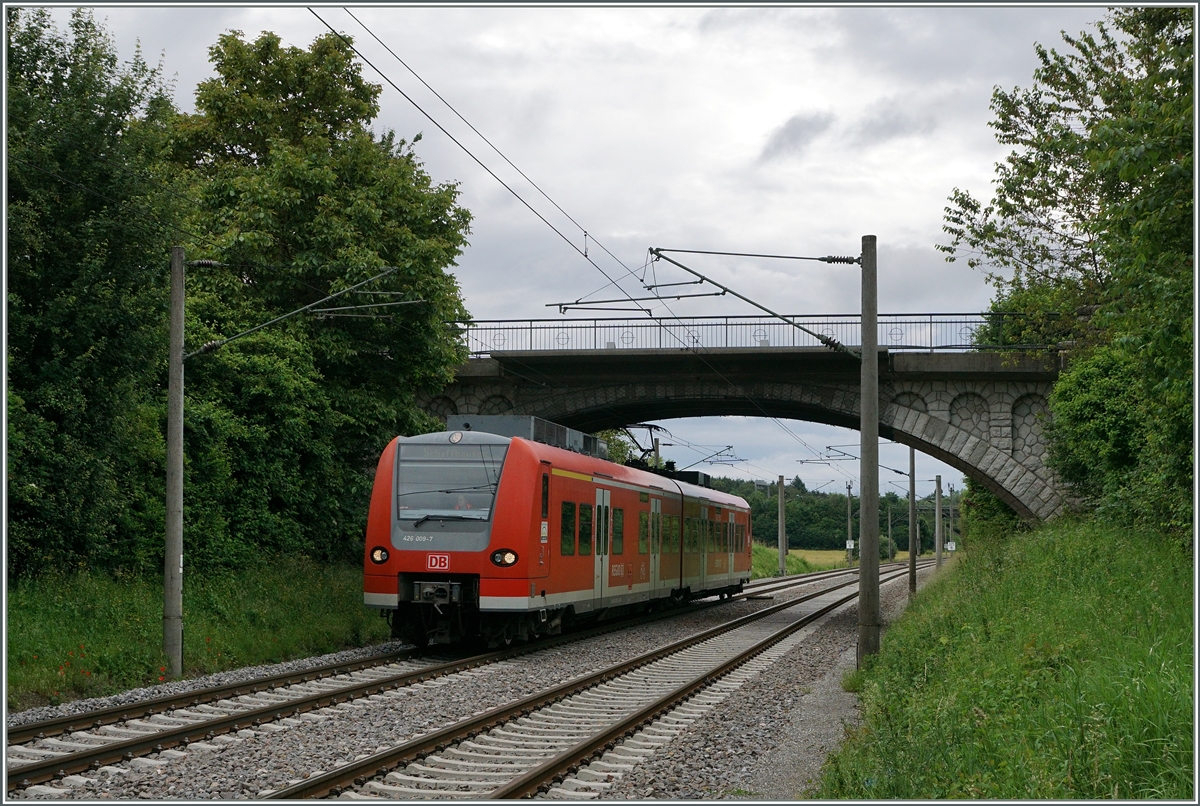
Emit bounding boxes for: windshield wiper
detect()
[410,513,483,527]
[396,484,497,499]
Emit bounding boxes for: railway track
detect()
[267,564,919,800]
[6,562,915,795]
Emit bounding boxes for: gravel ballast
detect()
[10,574,846,799]
[600,563,936,799]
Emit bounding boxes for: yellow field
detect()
[787,548,933,568]
[788,548,851,566]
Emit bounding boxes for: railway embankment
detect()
[815,517,1192,799]
[6,559,389,713]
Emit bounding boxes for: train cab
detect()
[364,427,752,647]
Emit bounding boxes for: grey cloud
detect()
[696,7,823,34]
[816,7,1104,87]
[850,102,937,147]
[759,112,834,162]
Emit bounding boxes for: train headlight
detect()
[490,549,518,567]
[370,546,390,564]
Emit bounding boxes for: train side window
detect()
[638,511,649,554]
[541,474,549,519]
[684,518,693,552]
[579,503,593,556]
[670,515,680,552]
[612,508,624,555]
[598,505,609,555]
[560,501,576,556]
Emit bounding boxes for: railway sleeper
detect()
[445,743,555,761]
[362,780,473,798]
[68,731,126,744]
[543,785,600,800]
[481,729,575,747]
[422,755,533,771]
[383,771,496,789]
[558,776,613,792]
[36,737,106,752]
[589,759,636,772]
[6,746,67,763]
[404,763,515,780]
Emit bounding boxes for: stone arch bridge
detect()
[419,349,1063,522]
[416,317,1065,522]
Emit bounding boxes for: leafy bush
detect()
[6,559,388,710]
[816,519,1192,799]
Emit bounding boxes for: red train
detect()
[363,428,753,647]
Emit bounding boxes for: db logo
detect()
[427,554,450,570]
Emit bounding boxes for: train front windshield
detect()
[395,444,508,521]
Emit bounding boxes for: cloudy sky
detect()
[52,4,1106,499]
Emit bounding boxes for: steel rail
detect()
[6,562,907,792]
[491,570,913,799]
[5,647,424,746]
[4,564,803,745]
[264,570,885,800]
[5,565,854,790]
[7,562,852,745]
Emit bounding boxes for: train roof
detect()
[399,429,511,446]
[401,430,749,511]
[510,436,750,511]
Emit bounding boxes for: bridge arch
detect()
[420,347,1064,522]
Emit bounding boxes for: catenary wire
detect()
[340,7,653,304]
[308,8,653,319]
[320,9,864,479]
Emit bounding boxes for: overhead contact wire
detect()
[323,9,862,478]
[308,8,648,318]
[343,7,649,298]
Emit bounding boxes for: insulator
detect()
[819,255,860,264]
[187,259,222,268]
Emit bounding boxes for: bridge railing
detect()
[452,313,1054,356]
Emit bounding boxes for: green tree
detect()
[7,8,180,577]
[169,30,473,567]
[939,8,1192,539]
[595,429,635,464]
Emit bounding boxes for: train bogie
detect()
[364,429,752,647]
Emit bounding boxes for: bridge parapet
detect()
[454,312,1058,356]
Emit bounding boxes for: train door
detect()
[726,512,736,586]
[593,488,611,603]
[536,465,551,578]
[649,496,661,600]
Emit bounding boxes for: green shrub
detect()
[750,543,826,578]
[6,559,388,710]
[816,518,1192,799]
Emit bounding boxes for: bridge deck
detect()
[461,348,1060,382]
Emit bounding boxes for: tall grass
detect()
[7,558,389,711]
[750,542,827,578]
[816,518,1193,799]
